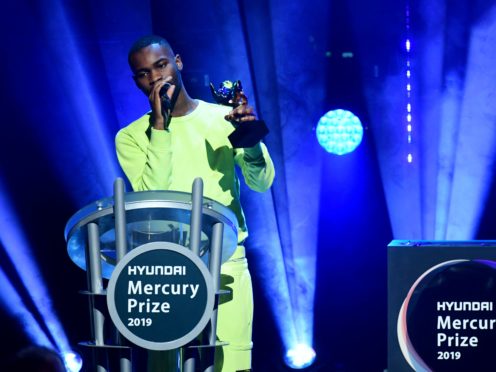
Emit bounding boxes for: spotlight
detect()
[63,351,83,372]
[316,109,363,155]
[284,344,316,369]
[0,179,70,352]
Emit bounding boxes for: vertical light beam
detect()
[446,4,496,239]
[0,177,70,353]
[0,267,54,348]
[30,0,121,201]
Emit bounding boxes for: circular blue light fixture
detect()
[316,109,363,155]
[284,344,316,369]
[63,351,83,372]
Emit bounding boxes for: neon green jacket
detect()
[115,100,275,242]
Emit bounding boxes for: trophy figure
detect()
[209,80,269,148]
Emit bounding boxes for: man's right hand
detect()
[149,77,175,130]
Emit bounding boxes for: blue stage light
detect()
[28,1,122,202]
[316,109,363,155]
[63,351,83,372]
[0,178,70,353]
[0,267,54,348]
[284,344,316,369]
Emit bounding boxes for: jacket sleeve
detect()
[234,142,275,192]
[115,128,172,191]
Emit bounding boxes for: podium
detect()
[65,178,238,371]
[388,240,496,372]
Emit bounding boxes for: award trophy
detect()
[210,80,269,148]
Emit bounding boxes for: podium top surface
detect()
[389,240,496,248]
[65,190,239,278]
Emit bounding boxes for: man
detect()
[116,35,275,371]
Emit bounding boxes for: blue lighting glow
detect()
[316,109,364,155]
[31,0,121,202]
[0,267,54,348]
[63,351,83,372]
[284,344,316,369]
[0,178,70,354]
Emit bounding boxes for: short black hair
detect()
[128,35,172,64]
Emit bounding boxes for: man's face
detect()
[129,43,183,95]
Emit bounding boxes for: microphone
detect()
[159,82,172,116]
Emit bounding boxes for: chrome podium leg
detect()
[87,222,107,372]
[183,178,204,372]
[203,222,224,372]
[209,222,223,345]
[88,222,104,344]
[190,177,203,256]
[181,178,203,372]
[114,178,127,262]
[113,178,132,372]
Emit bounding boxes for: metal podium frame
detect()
[65,178,238,372]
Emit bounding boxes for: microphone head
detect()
[159,82,172,100]
[159,82,172,115]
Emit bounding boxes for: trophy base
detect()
[228,120,269,148]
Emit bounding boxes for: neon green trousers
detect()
[147,246,253,372]
[215,246,253,371]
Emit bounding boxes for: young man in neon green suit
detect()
[116,35,275,372]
